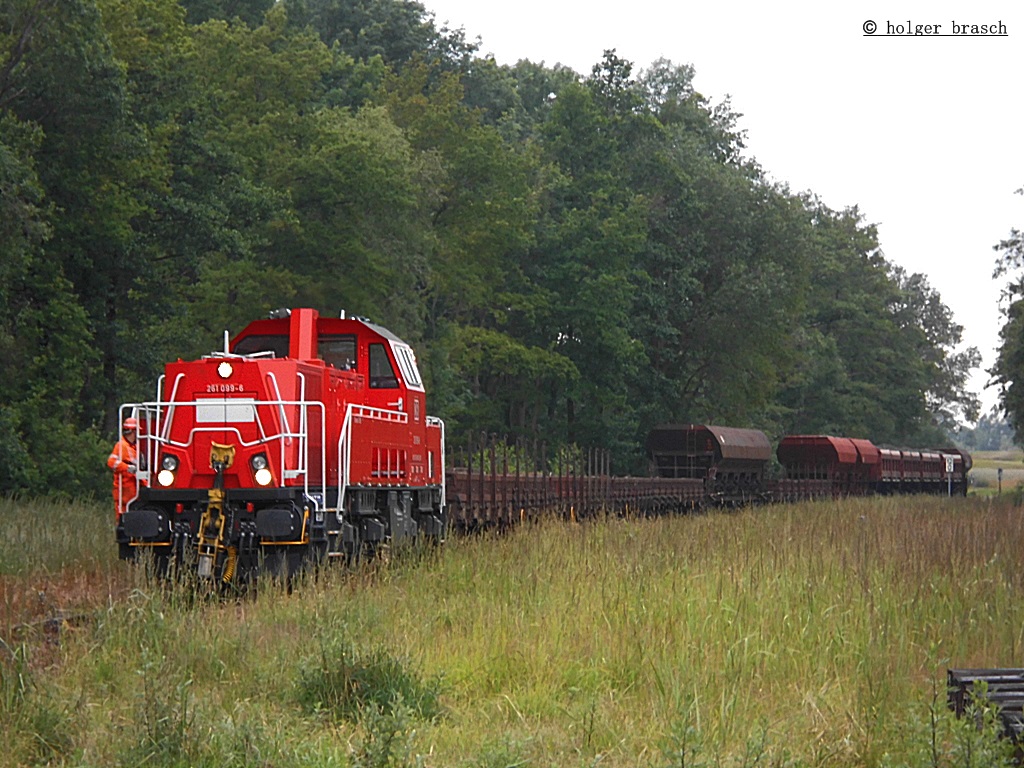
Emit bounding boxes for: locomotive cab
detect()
[116,308,445,581]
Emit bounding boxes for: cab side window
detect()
[394,344,422,387]
[369,343,399,388]
[319,335,357,370]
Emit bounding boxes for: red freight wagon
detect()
[920,450,944,491]
[850,438,881,488]
[938,448,971,496]
[777,435,872,496]
[878,447,904,492]
[646,424,772,505]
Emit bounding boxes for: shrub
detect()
[295,637,443,723]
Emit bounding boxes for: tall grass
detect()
[0,495,117,576]
[372,497,1024,765]
[1,495,125,669]
[0,495,1020,766]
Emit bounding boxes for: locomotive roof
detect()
[230,312,410,352]
[646,424,772,462]
[321,316,407,344]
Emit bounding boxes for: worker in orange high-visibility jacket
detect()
[108,417,140,517]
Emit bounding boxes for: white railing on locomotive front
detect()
[265,371,308,479]
[334,406,446,518]
[336,403,406,515]
[119,393,327,514]
[156,368,321,488]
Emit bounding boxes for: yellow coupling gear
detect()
[197,442,238,580]
[210,442,236,470]
[197,494,228,579]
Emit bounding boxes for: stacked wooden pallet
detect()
[948,668,1024,742]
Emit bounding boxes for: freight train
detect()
[649,425,970,498]
[445,425,971,527]
[115,308,971,582]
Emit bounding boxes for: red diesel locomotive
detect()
[116,308,446,581]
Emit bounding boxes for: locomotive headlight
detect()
[250,454,272,486]
[157,454,178,486]
[217,361,233,379]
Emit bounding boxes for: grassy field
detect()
[1,494,1021,767]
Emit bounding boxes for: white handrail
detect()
[294,372,309,480]
[264,372,292,445]
[348,404,408,423]
[335,404,411,514]
[155,374,166,444]
[160,373,185,441]
[337,404,354,514]
[125,393,439,520]
[428,416,446,508]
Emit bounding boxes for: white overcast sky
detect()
[423,0,1022,418]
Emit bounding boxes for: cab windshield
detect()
[232,334,288,357]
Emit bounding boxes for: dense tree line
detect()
[0,0,979,495]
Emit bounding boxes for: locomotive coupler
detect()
[197,442,236,579]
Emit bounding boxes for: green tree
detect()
[179,0,274,26]
[991,187,1024,439]
[0,107,50,491]
[381,61,536,324]
[777,203,957,445]
[521,53,655,455]
[0,0,141,492]
[630,152,810,431]
[183,9,441,338]
[624,57,809,437]
[961,409,1015,450]
[443,326,579,438]
[378,59,548,436]
[282,0,476,70]
[475,58,578,143]
[889,267,980,431]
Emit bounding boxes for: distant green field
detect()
[970,449,1024,493]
